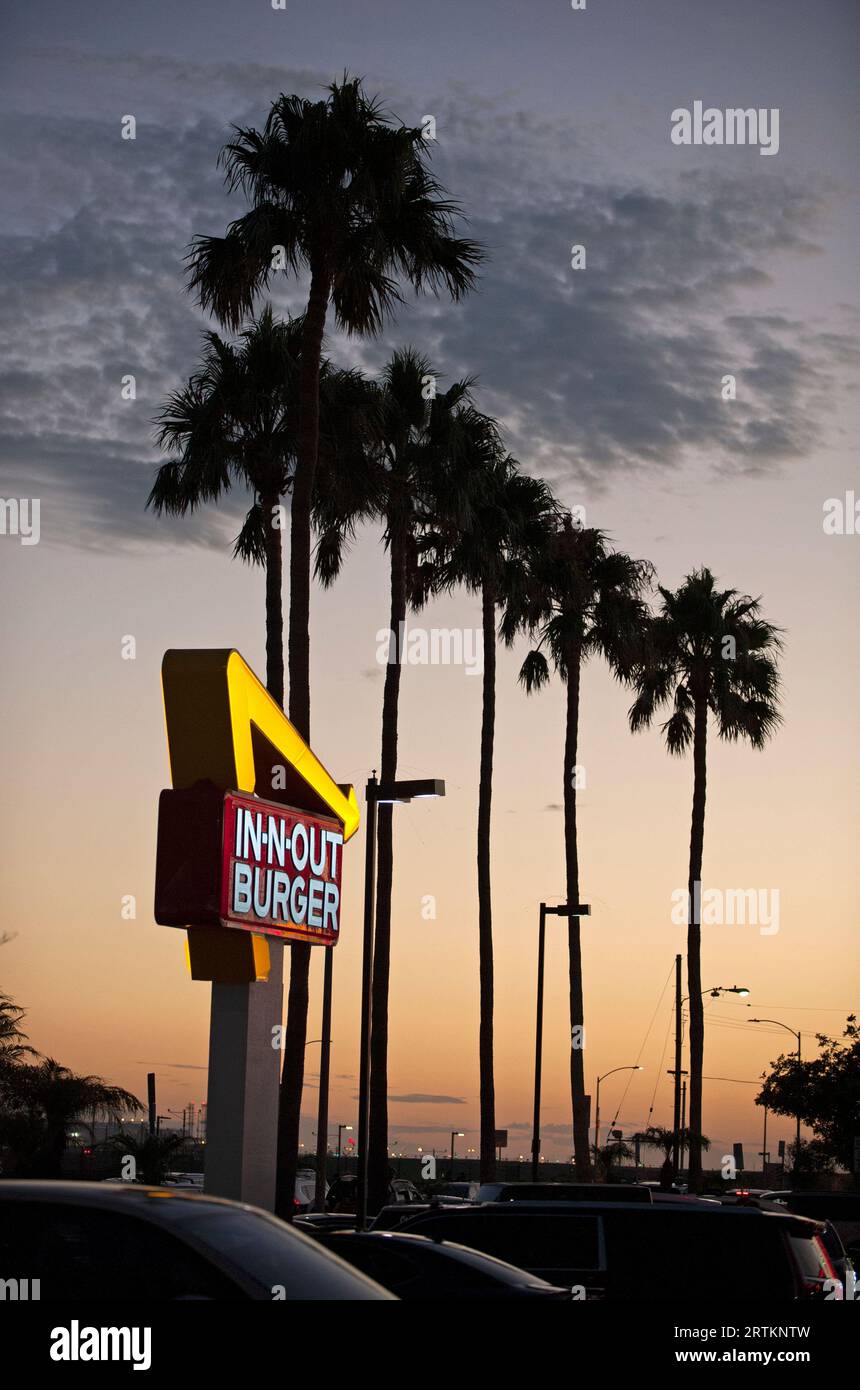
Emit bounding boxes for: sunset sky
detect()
[1,0,858,1165]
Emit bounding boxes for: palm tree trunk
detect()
[289,260,330,741]
[564,639,592,1179]
[368,527,407,1212]
[477,580,496,1181]
[276,262,330,1219]
[686,697,708,1192]
[263,493,284,707]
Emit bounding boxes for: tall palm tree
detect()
[186,79,483,1213]
[315,348,478,1210]
[186,74,483,733]
[427,447,559,1180]
[628,569,782,1190]
[149,312,372,1218]
[149,307,303,699]
[504,521,653,1178]
[149,306,371,701]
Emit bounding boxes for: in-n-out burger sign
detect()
[156,787,344,947]
[154,649,359,976]
[223,793,343,944]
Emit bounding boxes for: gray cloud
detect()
[388,1093,466,1105]
[1,58,855,550]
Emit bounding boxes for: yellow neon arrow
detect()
[161,649,359,842]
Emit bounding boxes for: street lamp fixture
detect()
[356,773,445,1231]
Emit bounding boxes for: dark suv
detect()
[474,1181,651,1204]
[394,1200,839,1300]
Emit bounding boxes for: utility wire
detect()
[607,961,673,1136]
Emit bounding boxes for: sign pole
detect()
[204,951,283,1209]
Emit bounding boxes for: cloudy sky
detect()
[1,0,858,1161]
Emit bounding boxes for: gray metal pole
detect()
[672,954,682,1178]
[795,1032,802,1179]
[356,779,377,1231]
[594,1075,601,1172]
[762,1104,768,1183]
[530,904,547,1182]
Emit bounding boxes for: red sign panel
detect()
[220,792,344,946]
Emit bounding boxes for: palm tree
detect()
[315,348,479,1210]
[632,1124,711,1180]
[104,1130,187,1186]
[0,992,34,1065]
[186,79,483,1214]
[149,307,302,699]
[504,521,653,1178]
[149,307,371,702]
[427,446,559,1181]
[186,75,483,735]
[149,311,373,1216]
[628,569,782,1190]
[597,1137,634,1178]
[4,1059,141,1177]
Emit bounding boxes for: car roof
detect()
[401,1200,825,1233]
[0,1179,269,1221]
[325,1229,563,1287]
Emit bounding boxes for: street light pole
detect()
[356,776,378,1233]
[313,951,334,1212]
[750,1018,802,1179]
[762,1104,768,1184]
[450,1131,464,1177]
[336,1124,352,1176]
[673,980,749,1180]
[594,1066,643,1173]
[672,954,682,1178]
[356,776,445,1230]
[531,904,547,1183]
[530,901,590,1182]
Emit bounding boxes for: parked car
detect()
[394,1200,841,1300]
[163,1171,205,1190]
[779,1191,860,1244]
[371,1201,461,1231]
[314,1229,573,1300]
[475,1181,652,1204]
[0,1181,394,1300]
[432,1181,479,1202]
[326,1173,423,1214]
[294,1212,358,1234]
[294,1167,328,1214]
